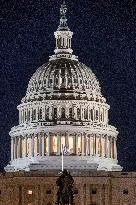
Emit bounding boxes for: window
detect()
[84,108,88,119]
[61,108,65,118]
[46,190,51,194]
[77,108,81,119]
[32,109,36,121]
[92,188,97,194]
[96,110,98,121]
[46,107,49,119]
[27,190,33,195]
[56,78,58,84]
[39,108,42,120]
[68,78,71,83]
[69,108,72,118]
[90,109,93,121]
[27,110,30,121]
[54,108,57,119]
[62,78,65,83]
[123,189,128,195]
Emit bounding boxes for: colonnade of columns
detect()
[11,133,117,161]
[19,104,108,125]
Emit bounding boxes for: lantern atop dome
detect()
[49,1,78,61]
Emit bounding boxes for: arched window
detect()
[61,108,65,118]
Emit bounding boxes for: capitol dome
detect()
[5,1,122,172]
[22,58,105,103]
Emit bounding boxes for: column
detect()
[49,106,52,120]
[24,135,27,157]
[86,134,89,156]
[65,132,69,150]
[81,107,84,121]
[73,134,76,154]
[100,134,102,157]
[106,135,109,158]
[19,111,21,124]
[36,107,39,121]
[39,133,42,156]
[18,136,21,158]
[101,134,104,158]
[47,133,50,156]
[57,134,61,155]
[108,136,111,158]
[81,133,85,156]
[76,134,78,155]
[42,133,45,156]
[87,106,90,120]
[96,134,98,157]
[31,134,34,157]
[110,136,113,159]
[42,105,45,121]
[34,134,37,156]
[11,138,14,161]
[93,107,95,122]
[73,106,77,120]
[14,137,17,159]
[89,135,92,157]
[114,137,117,160]
[30,107,32,122]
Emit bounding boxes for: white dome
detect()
[22,58,104,103]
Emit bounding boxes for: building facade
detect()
[0,171,136,205]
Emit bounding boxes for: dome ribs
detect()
[23,58,103,102]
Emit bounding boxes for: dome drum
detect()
[17,100,110,126]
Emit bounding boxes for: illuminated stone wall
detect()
[0,171,135,205]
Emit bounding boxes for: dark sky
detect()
[0,0,136,171]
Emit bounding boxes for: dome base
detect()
[4,156,122,172]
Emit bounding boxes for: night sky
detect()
[0,0,136,171]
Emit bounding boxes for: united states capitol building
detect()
[1,2,136,205]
